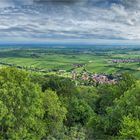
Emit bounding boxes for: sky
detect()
[0,0,140,44]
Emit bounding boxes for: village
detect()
[111,58,140,63]
[71,63,117,85]
[71,71,117,85]
[0,61,119,86]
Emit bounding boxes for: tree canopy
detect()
[0,67,139,139]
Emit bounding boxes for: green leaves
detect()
[66,97,94,126]
[0,68,139,139]
[102,81,140,136]
[43,90,67,137]
[0,68,45,139]
[120,115,140,139]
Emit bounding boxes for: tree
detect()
[117,72,136,93]
[65,126,86,140]
[43,90,67,138]
[42,76,79,111]
[66,97,94,127]
[42,76,77,98]
[0,68,45,139]
[77,86,98,111]
[94,73,135,115]
[87,76,139,139]
[95,84,121,115]
[103,81,140,136]
[120,115,140,139]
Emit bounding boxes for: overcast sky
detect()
[0,0,140,44]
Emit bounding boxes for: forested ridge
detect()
[0,67,139,139]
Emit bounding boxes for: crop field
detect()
[0,45,140,78]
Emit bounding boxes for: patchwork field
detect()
[0,45,140,78]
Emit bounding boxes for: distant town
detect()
[111,58,140,63]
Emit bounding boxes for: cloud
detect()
[0,0,140,42]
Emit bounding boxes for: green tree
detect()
[66,126,86,140]
[42,76,79,113]
[87,75,138,139]
[95,84,121,114]
[77,86,98,111]
[120,115,140,139]
[43,90,67,138]
[42,76,77,98]
[95,73,135,115]
[103,81,140,136]
[0,68,45,139]
[66,97,94,126]
[117,72,136,93]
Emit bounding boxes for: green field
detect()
[0,45,140,78]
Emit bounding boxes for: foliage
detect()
[86,73,139,139]
[0,67,139,139]
[65,125,86,140]
[104,81,140,136]
[0,68,45,139]
[66,97,94,126]
[42,76,77,98]
[120,115,140,139]
[77,86,98,110]
[43,90,67,138]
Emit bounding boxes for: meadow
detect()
[0,44,140,78]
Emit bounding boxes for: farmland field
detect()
[0,44,140,78]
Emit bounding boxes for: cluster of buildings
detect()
[91,74,117,84]
[72,71,117,85]
[111,59,140,63]
[72,63,85,68]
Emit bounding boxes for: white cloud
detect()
[0,0,140,42]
